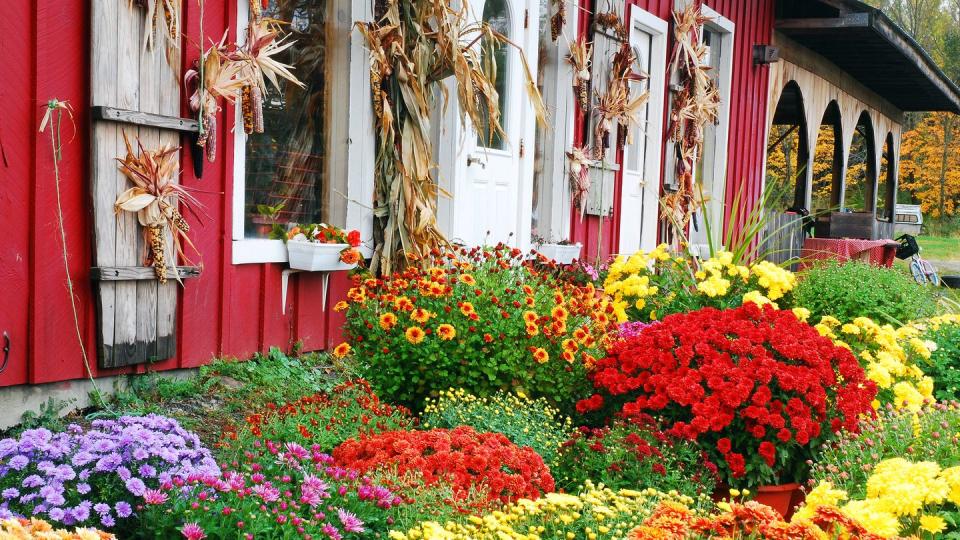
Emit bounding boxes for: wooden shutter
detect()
[584,0,626,217]
[90,2,189,368]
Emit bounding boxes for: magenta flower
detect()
[181,522,206,540]
[337,508,365,533]
[142,489,168,505]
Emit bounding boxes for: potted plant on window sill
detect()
[252,202,287,239]
[532,236,582,265]
[285,223,362,271]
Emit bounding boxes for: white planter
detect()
[535,243,583,264]
[287,241,358,271]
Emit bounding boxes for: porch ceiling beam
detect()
[774,12,869,30]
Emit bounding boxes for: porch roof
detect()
[775,0,960,113]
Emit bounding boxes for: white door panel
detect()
[619,6,668,254]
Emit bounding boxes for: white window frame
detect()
[620,5,669,253]
[231,0,375,264]
[694,4,734,253]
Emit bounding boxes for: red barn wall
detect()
[0,1,346,388]
[570,0,775,260]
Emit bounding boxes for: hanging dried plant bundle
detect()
[184,19,303,161]
[550,0,566,41]
[593,41,649,161]
[594,10,627,40]
[567,38,592,109]
[567,146,594,220]
[248,0,263,22]
[662,3,721,234]
[185,43,246,162]
[129,0,181,72]
[114,132,203,284]
[356,0,546,275]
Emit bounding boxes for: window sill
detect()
[232,239,288,265]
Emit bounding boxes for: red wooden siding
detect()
[0,0,345,388]
[570,0,774,260]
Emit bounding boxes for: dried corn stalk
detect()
[568,38,592,110]
[129,0,181,72]
[114,133,203,284]
[185,43,246,162]
[356,0,546,275]
[662,3,721,235]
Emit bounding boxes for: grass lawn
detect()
[916,234,960,261]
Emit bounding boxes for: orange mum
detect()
[459,302,476,316]
[532,347,549,364]
[379,312,398,330]
[551,305,569,321]
[523,311,539,324]
[437,324,457,341]
[411,308,433,324]
[460,274,476,285]
[405,326,426,344]
[332,342,352,358]
[393,296,414,311]
[525,324,539,336]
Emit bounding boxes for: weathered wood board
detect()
[90,2,182,368]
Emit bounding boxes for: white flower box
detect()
[534,243,583,264]
[287,241,357,272]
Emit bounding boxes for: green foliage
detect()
[420,389,573,468]
[553,418,717,499]
[788,260,937,324]
[233,379,414,454]
[202,347,342,407]
[811,402,960,499]
[368,469,489,532]
[921,318,960,401]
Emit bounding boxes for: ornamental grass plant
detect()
[577,303,877,488]
[339,244,619,411]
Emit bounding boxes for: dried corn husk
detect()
[550,0,565,41]
[130,0,181,72]
[567,38,591,110]
[567,146,593,220]
[114,132,203,285]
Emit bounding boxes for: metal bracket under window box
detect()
[586,161,619,217]
[281,269,336,315]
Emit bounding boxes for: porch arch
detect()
[765,81,810,211]
[811,100,843,213]
[843,110,877,212]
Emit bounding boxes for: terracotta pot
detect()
[753,483,803,519]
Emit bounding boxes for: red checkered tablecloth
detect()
[799,238,899,270]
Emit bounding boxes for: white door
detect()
[445,0,539,248]
[619,7,667,253]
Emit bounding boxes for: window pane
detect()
[477,0,510,150]
[625,33,652,174]
[530,0,549,237]
[244,0,329,239]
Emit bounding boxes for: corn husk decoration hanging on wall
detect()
[356,0,546,275]
[567,37,592,109]
[184,19,303,161]
[231,19,304,136]
[592,41,649,161]
[567,146,594,220]
[114,133,202,285]
[185,41,247,162]
[661,3,721,236]
[129,0,181,72]
[550,0,566,41]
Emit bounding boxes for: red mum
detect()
[576,304,877,487]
